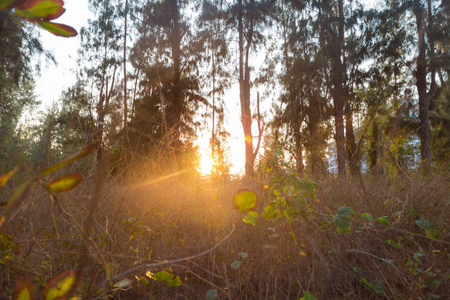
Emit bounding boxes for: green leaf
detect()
[361,277,373,288]
[373,280,385,294]
[14,278,34,300]
[282,185,294,195]
[43,270,82,300]
[300,180,315,195]
[15,0,65,21]
[206,289,218,300]
[240,252,248,259]
[0,179,33,227]
[243,211,259,226]
[137,276,149,286]
[415,219,430,229]
[334,206,355,233]
[39,143,96,176]
[47,173,82,193]
[283,205,298,223]
[151,271,182,287]
[0,0,26,10]
[361,213,374,222]
[234,189,258,211]
[261,205,281,221]
[38,21,77,37]
[300,291,317,300]
[378,216,393,228]
[0,166,19,188]
[230,261,241,269]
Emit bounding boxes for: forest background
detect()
[0,0,449,299]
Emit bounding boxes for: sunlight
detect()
[199,152,213,176]
[196,131,246,176]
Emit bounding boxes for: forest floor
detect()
[1,167,449,299]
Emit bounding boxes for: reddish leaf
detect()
[47,173,82,194]
[0,166,19,188]
[38,21,77,37]
[14,278,34,300]
[0,179,33,227]
[43,270,82,300]
[39,143,96,177]
[0,0,26,10]
[15,0,65,21]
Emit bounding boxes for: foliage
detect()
[0,0,77,37]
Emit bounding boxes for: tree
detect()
[197,0,232,171]
[78,0,123,162]
[129,0,206,161]
[229,0,274,176]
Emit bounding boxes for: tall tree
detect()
[230,0,274,176]
[78,0,123,161]
[197,0,232,168]
[412,0,436,164]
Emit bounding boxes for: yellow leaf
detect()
[234,189,258,211]
[47,173,82,194]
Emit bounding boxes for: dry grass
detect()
[1,163,449,299]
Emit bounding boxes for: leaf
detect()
[261,205,281,221]
[230,261,241,269]
[39,143,96,176]
[206,289,218,300]
[415,219,430,229]
[38,21,77,37]
[0,179,33,227]
[234,189,258,211]
[243,211,259,226]
[14,278,34,300]
[47,173,82,194]
[239,252,248,259]
[0,0,26,10]
[43,270,82,300]
[378,216,393,228]
[0,166,19,188]
[300,291,317,300]
[150,271,182,287]
[361,213,374,222]
[136,276,149,286]
[282,185,294,195]
[15,0,65,21]
[334,206,355,233]
[113,278,132,290]
[300,180,315,195]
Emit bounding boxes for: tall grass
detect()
[1,156,448,299]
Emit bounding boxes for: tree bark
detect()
[171,0,182,154]
[414,0,434,165]
[345,100,359,177]
[123,0,128,149]
[331,0,346,178]
[238,0,254,176]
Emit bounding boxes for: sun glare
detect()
[199,153,213,176]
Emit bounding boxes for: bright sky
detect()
[34,0,257,175]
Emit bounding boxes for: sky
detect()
[34,0,90,107]
[33,0,260,175]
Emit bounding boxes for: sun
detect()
[196,131,246,176]
[199,152,213,176]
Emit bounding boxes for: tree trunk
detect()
[345,100,359,176]
[171,0,182,154]
[123,0,128,149]
[238,0,254,177]
[331,0,346,178]
[414,0,435,165]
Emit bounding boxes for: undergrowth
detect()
[0,151,449,299]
